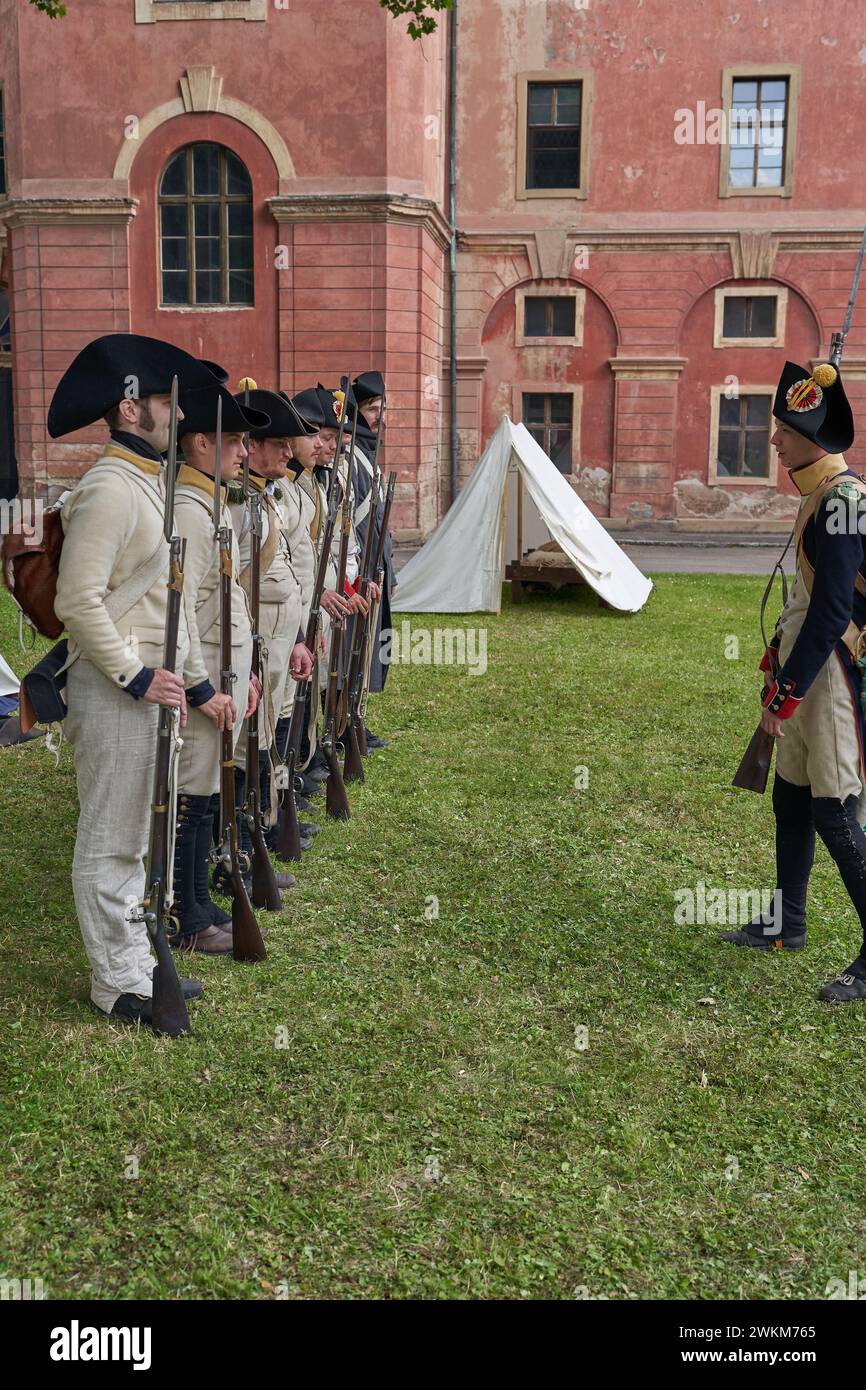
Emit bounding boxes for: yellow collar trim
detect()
[176,462,226,502]
[102,444,162,478]
[247,474,267,493]
[790,453,847,497]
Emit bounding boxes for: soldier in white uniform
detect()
[227,388,317,851]
[286,387,370,787]
[169,384,270,954]
[48,333,226,1028]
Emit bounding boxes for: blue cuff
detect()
[186,679,216,708]
[125,666,155,699]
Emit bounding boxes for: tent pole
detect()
[516,471,524,560]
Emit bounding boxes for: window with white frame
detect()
[515,286,585,347]
[709,386,776,485]
[714,286,787,347]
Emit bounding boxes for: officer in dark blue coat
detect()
[722,360,866,1002]
[350,372,395,740]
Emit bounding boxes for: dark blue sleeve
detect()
[125,666,155,699]
[774,498,864,702]
[186,679,216,707]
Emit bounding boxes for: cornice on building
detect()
[0,196,139,228]
[267,193,453,253]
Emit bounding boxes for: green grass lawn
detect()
[2,575,866,1301]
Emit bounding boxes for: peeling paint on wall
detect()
[675,478,798,522]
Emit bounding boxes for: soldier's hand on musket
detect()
[289,642,313,682]
[199,691,236,732]
[345,590,370,616]
[145,668,186,714]
[368,580,381,603]
[245,674,261,720]
[321,588,352,619]
[760,708,785,739]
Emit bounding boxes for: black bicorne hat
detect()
[177,384,270,439]
[773,360,854,454]
[235,388,317,439]
[352,370,385,404]
[47,333,227,439]
[316,382,355,428]
[284,388,326,430]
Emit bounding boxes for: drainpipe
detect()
[448,0,458,508]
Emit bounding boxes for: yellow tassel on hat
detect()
[812,363,838,389]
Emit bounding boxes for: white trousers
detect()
[179,636,253,795]
[65,658,158,1013]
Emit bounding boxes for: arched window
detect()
[158,143,253,307]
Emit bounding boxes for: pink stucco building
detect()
[1,0,865,534]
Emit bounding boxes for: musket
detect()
[343,390,386,781]
[358,470,397,738]
[236,377,282,911]
[273,378,352,857]
[213,396,267,961]
[830,224,866,366]
[132,376,191,1036]
[273,482,342,860]
[734,224,866,792]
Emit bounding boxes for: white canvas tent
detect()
[0,651,19,701]
[394,416,652,614]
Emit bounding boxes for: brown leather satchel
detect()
[1,508,65,640]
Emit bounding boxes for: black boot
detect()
[197,794,231,926]
[171,793,215,937]
[720,775,813,950]
[812,794,866,1002]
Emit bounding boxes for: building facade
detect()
[1,0,866,534]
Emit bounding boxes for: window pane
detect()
[732,80,758,103]
[549,395,573,424]
[162,270,188,306]
[229,270,254,305]
[228,203,252,237]
[728,162,755,188]
[756,163,783,187]
[225,151,252,197]
[549,428,572,473]
[744,428,769,477]
[729,145,756,168]
[746,394,770,427]
[193,143,220,195]
[749,297,776,337]
[760,80,788,103]
[161,237,187,271]
[527,128,580,188]
[160,150,187,196]
[758,145,783,167]
[160,203,187,238]
[527,84,554,125]
[722,297,747,337]
[195,237,221,271]
[228,236,253,272]
[716,430,739,477]
[524,298,548,336]
[554,85,581,126]
[719,395,741,428]
[195,270,221,304]
[551,297,576,336]
[523,393,546,424]
[194,202,220,238]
